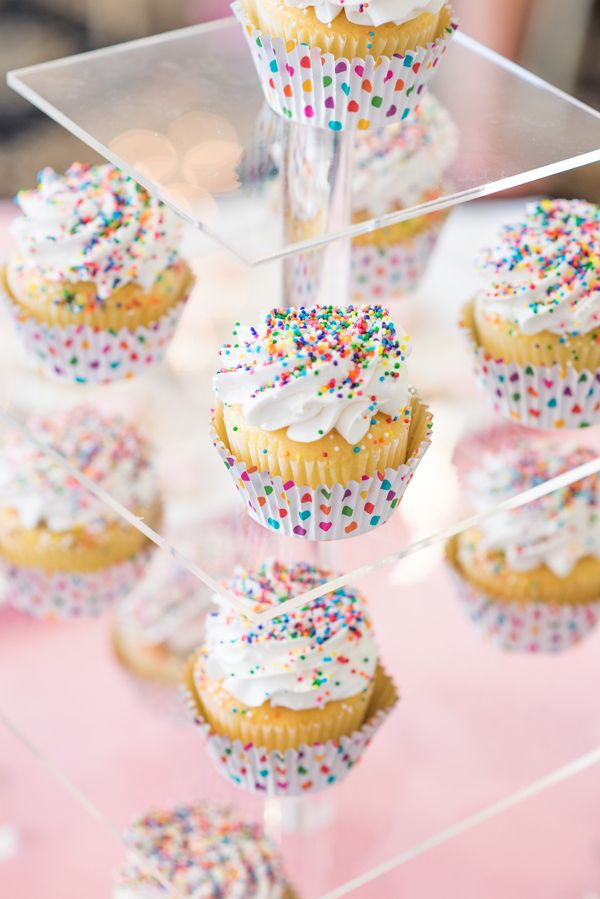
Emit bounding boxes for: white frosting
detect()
[475,199,600,337]
[458,445,600,578]
[353,94,458,216]
[201,561,378,711]
[214,305,411,444]
[8,163,180,301]
[284,0,446,26]
[0,407,157,532]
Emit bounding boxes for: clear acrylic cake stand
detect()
[4,11,600,899]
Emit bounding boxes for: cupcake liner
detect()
[182,655,399,795]
[450,567,600,654]
[211,399,432,540]
[3,291,186,385]
[3,550,153,620]
[284,248,325,306]
[233,2,458,132]
[351,223,442,301]
[462,306,600,429]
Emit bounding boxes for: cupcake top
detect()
[115,553,208,658]
[214,304,411,444]
[353,94,458,216]
[200,560,377,710]
[458,442,600,578]
[7,163,180,302]
[283,0,447,27]
[115,802,289,899]
[0,406,157,532]
[475,199,600,337]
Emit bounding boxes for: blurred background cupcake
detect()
[183,560,398,794]
[115,801,297,898]
[446,439,600,653]
[1,162,194,384]
[112,550,211,717]
[462,198,600,429]
[351,94,458,302]
[0,406,160,619]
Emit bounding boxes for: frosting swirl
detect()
[201,561,377,711]
[283,0,446,26]
[475,199,600,336]
[116,802,288,898]
[0,406,157,532]
[8,163,180,301]
[458,443,600,578]
[353,94,458,216]
[214,304,411,444]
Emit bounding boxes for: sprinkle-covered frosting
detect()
[7,163,180,302]
[214,304,411,444]
[353,94,458,216]
[0,406,157,532]
[200,561,377,710]
[115,802,288,899]
[475,199,600,336]
[282,0,446,26]
[458,442,600,578]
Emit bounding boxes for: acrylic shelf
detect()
[7,17,600,265]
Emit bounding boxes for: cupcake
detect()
[0,406,160,619]
[2,163,194,384]
[351,93,458,301]
[183,561,398,794]
[446,441,600,653]
[113,552,209,694]
[462,199,600,428]
[233,0,457,131]
[212,304,432,539]
[115,801,296,898]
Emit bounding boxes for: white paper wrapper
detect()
[450,567,600,654]
[211,400,432,541]
[182,657,398,795]
[351,224,442,301]
[233,2,458,132]
[462,310,600,429]
[3,550,153,620]
[284,248,325,306]
[3,293,186,385]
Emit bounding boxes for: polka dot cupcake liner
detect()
[211,399,432,541]
[3,293,187,385]
[3,549,153,620]
[449,567,600,654]
[181,655,398,796]
[351,223,443,302]
[233,2,458,132]
[462,307,600,429]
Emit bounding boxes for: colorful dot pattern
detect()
[212,410,432,540]
[471,341,600,430]
[351,226,441,302]
[3,293,186,385]
[454,573,600,654]
[234,2,457,131]
[183,664,398,796]
[4,550,152,620]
